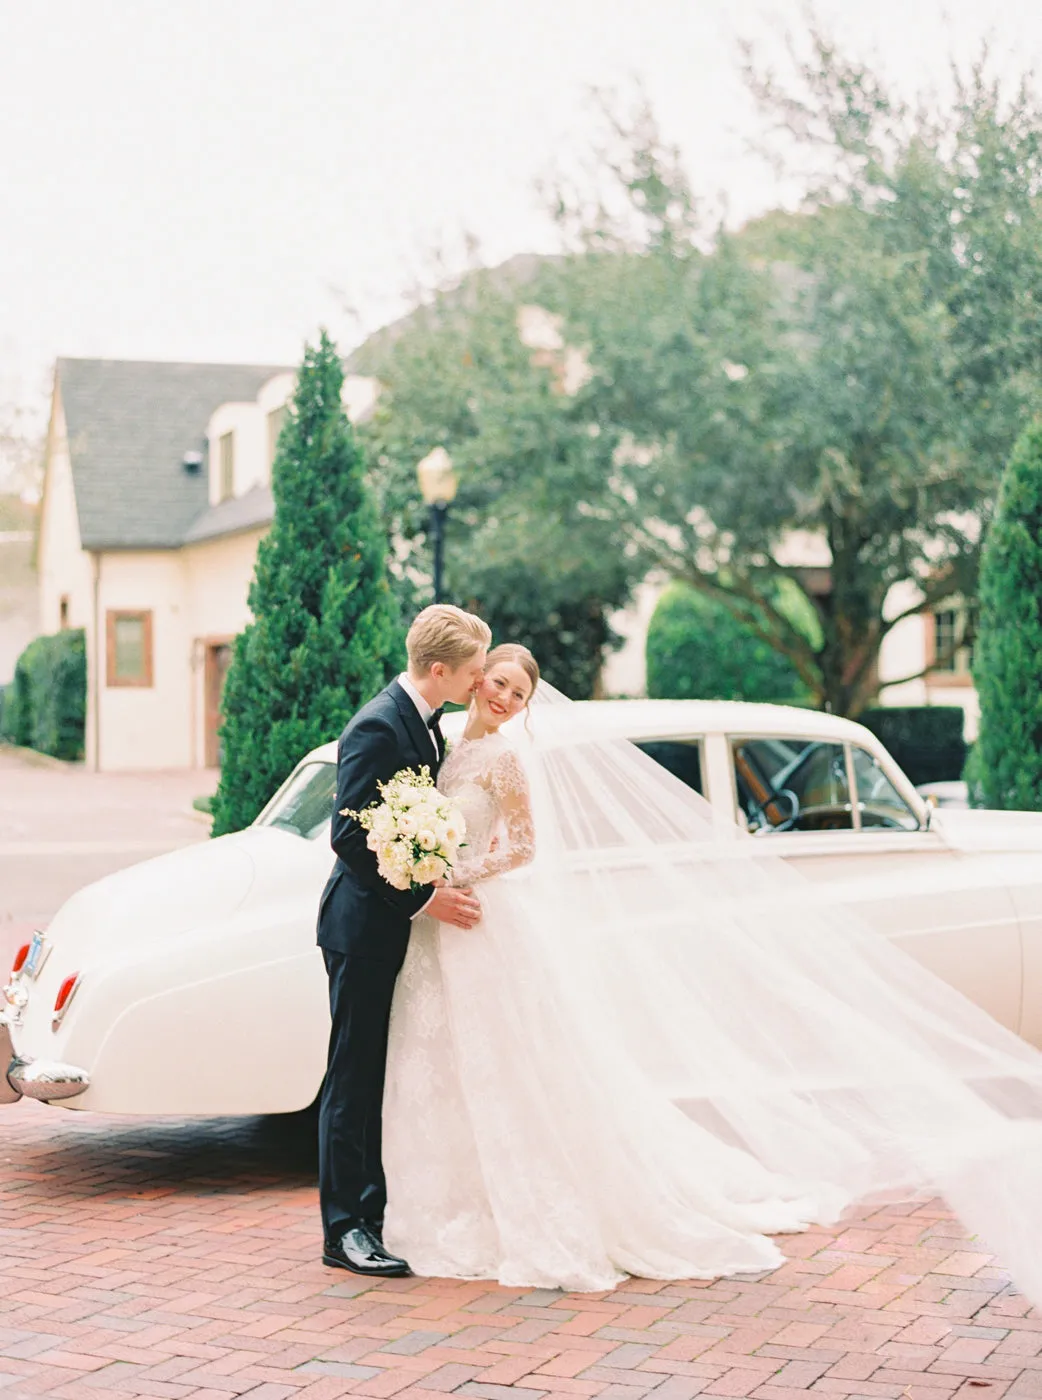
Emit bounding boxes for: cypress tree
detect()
[211,332,404,836]
[973,419,1042,810]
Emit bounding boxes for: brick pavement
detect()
[0,1101,1038,1400]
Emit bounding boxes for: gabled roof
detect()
[56,358,289,549]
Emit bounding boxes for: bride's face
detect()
[474,662,533,730]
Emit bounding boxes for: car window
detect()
[257,761,337,840]
[851,747,920,831]
[634,739,704,795]
[732,738,853,833]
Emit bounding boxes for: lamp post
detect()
[416,447,458,604]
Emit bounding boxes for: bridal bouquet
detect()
[341,766,466,892]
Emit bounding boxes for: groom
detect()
[317,604,491,1277]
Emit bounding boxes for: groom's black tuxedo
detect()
[317,679,445,1243]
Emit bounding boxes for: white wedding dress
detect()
[383,714,1042,1300]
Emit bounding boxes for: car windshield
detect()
[257,761,337,840]
[732,737,854,832]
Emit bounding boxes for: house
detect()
[603,569,980,736]
[34,358,380,771]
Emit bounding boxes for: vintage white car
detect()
[4,699,1042,1117]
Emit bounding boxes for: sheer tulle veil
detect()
[501,680,1042,1307]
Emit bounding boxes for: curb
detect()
[0,742,80,773]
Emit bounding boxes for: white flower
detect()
[416,829,437,851]
[413,855,444,884]
[396,811,418,837]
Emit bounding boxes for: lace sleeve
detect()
[454,747,536,884]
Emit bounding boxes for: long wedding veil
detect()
[503,681,1042,1308]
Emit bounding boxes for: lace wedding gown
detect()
[383,731,847,1290]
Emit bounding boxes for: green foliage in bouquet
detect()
[210,332,405,836]
[972,420,1042,810]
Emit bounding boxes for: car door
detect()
[726,734,1023,1032]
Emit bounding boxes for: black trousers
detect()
[318,949,402,1243]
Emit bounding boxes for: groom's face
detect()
[435,647,488,705]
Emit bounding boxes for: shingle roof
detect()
[182,484,274,545]
[57,358,289,549]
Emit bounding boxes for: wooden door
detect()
[204,641,233,768]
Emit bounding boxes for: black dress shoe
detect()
[323,1224,411,1277]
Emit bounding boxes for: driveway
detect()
[0,747,217,969]
[1,1098,1040,1399]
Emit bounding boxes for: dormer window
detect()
[267,405,288,470]
[218,431,235,501]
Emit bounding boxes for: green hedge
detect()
[858,706,966,787]
[1,630,86,761]
[646,582,811,705]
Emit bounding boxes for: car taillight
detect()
[11,944,30,975]
[52,974,81,1029]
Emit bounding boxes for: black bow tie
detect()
[427,708,444,730]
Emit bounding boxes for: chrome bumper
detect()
[0,1017,90,1103]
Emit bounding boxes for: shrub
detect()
[962,743,987,808]
[210,333,405,837]
[2,630,86,759]
[858,706,966,787]
[972,419,1042,809]
[646,582,811,704]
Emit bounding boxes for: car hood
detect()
[932,806,1042,852]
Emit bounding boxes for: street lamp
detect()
[416,447,458,604]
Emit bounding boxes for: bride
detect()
[383,643,1042,1300]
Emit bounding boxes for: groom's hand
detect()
[427,886,482,929]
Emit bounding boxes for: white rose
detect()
[413,855,444,884]
[396,811,418,837]
[416,829,437,851]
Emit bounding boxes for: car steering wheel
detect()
[748,787,800,833]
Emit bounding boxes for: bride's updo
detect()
[484,643,539,703]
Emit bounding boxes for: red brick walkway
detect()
[0,1100,1039,1400]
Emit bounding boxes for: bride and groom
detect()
[317,605,1042,1301]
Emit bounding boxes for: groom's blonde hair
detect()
[406,604,491,673]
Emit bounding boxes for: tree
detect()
[646,582,811,704]
[537,42,1042,715]
[354,265,637,698]
[211,333,404,836]
[971,420,1042,810]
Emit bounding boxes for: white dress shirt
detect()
[396,673,439,914]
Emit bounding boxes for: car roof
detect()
[300,698,879,766]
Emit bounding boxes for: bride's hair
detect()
[484,643,539,703]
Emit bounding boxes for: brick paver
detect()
[0,1101,1038,1400]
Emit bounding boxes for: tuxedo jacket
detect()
[317,680,444,966]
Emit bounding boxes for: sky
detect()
[2,0,1040,477]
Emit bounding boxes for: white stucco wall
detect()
[37,389,93,637]
[92,551,191,771]
[182,527,267,768]
[84,528,267,772]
